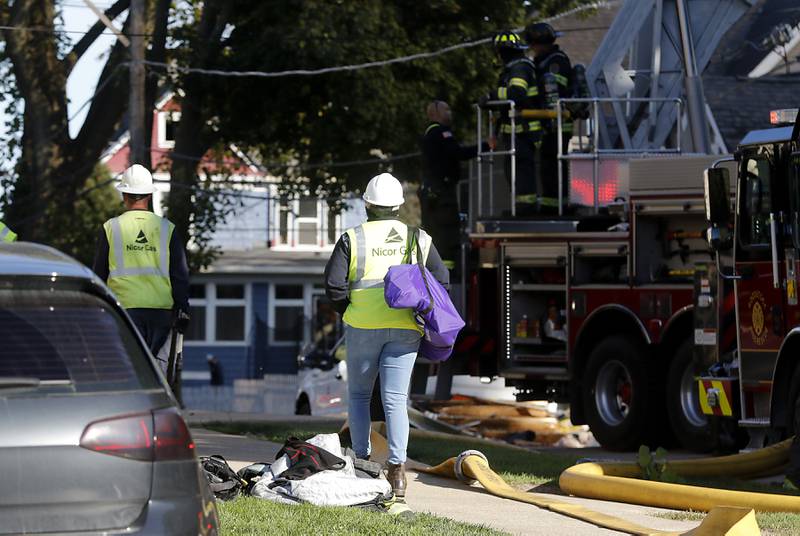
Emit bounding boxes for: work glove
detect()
[477,93,492,107]
[173,309,191,334]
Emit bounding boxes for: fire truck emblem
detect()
[748,290,768,345]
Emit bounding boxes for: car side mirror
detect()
[704,167,731,227]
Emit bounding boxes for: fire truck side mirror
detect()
[704,167,731,227]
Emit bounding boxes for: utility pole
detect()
[129,0,147,166]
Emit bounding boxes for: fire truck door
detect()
[735,156,784,419]
[782,154,800,344]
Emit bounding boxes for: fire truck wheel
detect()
[583,336,649,451]
[666,339,713,452]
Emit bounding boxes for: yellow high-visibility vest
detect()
[103,210,175,310]
[0,221,17,243]
[343,220,431,332]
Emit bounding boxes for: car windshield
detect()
[0,290,159,393]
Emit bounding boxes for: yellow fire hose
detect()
[358,425,800,535]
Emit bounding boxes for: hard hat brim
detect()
[362,193,404,207]
[116,182,157,195]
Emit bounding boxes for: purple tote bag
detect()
[383,228,465,362]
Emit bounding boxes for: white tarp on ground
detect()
[251,433,391,507]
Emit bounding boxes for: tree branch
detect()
[63,0,131,75]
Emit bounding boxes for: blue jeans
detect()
[345,326,421,465]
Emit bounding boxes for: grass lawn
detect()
[207,420,800,534]
[654,510,800,535]
[205,421,579,489]
[217,496,507,536]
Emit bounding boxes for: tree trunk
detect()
[167,0,231,257]
[2,0,69,240]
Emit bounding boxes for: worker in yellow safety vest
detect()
[0,221,17,243]
[92,164,190,357]
[324,173,449,500]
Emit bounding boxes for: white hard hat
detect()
[116,164,156,195]
[363,173,404,207]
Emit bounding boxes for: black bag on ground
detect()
[237,462,272,495]
[200,454,247,501]
[276,437,346,480]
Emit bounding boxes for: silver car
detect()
[0,242,218,535]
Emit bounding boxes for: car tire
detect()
[666,338,714,452]
[583,336,650,451]
[295,394,311,416]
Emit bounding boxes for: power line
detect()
[0,25,151,37]
[150,146,421,173]
[138,2,612,79]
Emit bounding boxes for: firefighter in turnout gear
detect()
[92,164,190,357]
[526,22,573,211]
[324,173,448,501]
[0,221,17,243]
[420,100,488,272]
[483,30,547,215]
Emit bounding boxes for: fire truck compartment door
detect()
[503,244,567,266]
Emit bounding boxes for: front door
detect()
[735,153,786,421]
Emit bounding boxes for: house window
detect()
[185,283,249,345]
[327,208,338,245]
[297,198,318,245]
[158,110,181,149]
[215,284,247,341]
[271,283,305,344]
[279,198,289,244]
[185,284,207,341]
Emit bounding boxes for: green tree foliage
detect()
[48,163,122,265]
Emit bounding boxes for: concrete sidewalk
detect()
[193,428,700,536]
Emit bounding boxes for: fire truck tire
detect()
[785,364,800,439]
[666,339,714,452]
[583,336,650,451]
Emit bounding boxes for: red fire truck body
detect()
[459,154,736,452]
[696,111,800,451]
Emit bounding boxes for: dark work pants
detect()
[128,308,173,357]
[540,131,571,209]
[420,188,460,275]
[502,133,541,215]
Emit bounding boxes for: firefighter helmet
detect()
[525,22,558,45]
[493,30,527,51]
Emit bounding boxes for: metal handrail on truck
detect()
[473,97,684,221]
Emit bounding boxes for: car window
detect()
[0,290,159,393]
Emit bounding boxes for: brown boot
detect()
[386,462,407,498]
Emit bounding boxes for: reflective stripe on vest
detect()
[343,220,431,332]
[104,211,174,310]
[501,121,542,134]
[0,222,16,243]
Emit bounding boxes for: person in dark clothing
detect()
[207,355,224,386]
[482,30,546,215]
[526,22,573,212]
[419,100,488,270]
[92,165,190,358]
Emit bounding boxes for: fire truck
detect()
[697,108,800,451]
[456,104,800,454]
[455,97,733,452]
[449,0,780,452]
